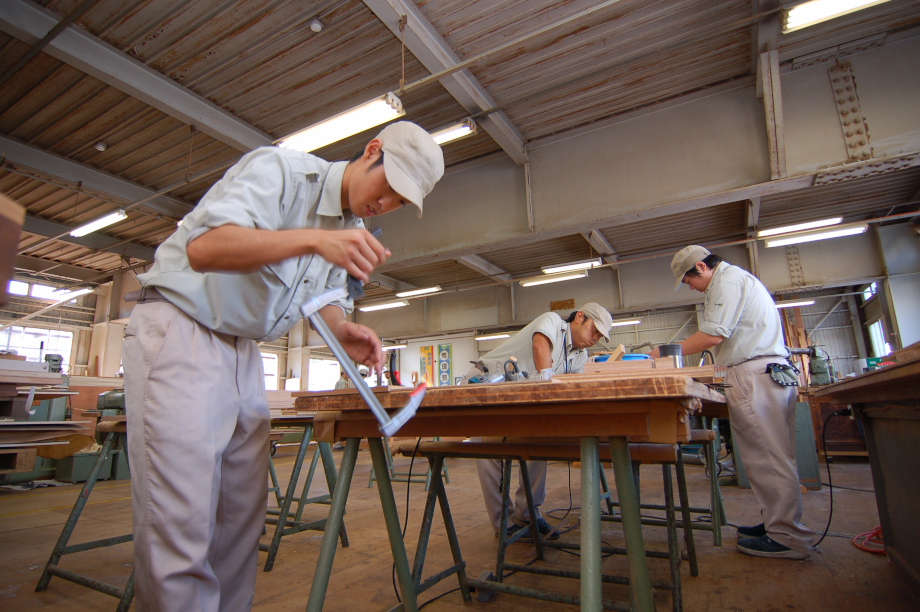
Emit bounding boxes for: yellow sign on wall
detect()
[419,346,434,386]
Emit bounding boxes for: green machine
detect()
[55,388,131,483]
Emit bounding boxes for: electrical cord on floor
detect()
[821,483,874,493]
[391,437,422,605]
[815,409,851,547]
[853,526,885,555]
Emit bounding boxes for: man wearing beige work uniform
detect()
[123,122,444,611]
[651,245,813,559]
[462,304,613,541]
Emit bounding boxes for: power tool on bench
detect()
[787,346,836,386]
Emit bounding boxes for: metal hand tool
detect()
[300,228,425,437]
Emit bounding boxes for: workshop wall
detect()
[880,224,920,347]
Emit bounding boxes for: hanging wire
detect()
[398,15,407,92]
[186,125,197,182]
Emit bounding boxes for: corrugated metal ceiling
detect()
[1,0,918,295]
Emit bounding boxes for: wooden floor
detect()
[1,446,917,611]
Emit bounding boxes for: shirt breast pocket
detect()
[266,258,298,288]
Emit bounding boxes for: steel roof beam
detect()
[0,0,272,153]
[363,0,527,164]
[15,254,105,282]
[581,230,618,264]
[457,254,512,282]
[1,136,193,219]
[22,214,155,261]
[369,273,416,293]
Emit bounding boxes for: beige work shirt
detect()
[479,312,588,378]
[699,262,790,367]
[138,147,362,342]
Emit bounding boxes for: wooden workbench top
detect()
[813,355,920,404]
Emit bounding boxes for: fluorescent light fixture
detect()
[70,210,127,237]
[277,92,404,153]
[757,217,842,238]
[395,285,441,298]
[541,258,603,275]
[357,298,409,312]
[764,224,868,248]
[610,319,641,327]
[520,270,588,287]
[430,118,477,146]
[382,344,407,351]
[475,333,511,342]
[782,0,892,34]
[775,299,816,309]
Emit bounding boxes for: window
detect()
[862,282,877,302]
[30,283,61,300]
[307,358,341,391]
[867,320,891,358]
[0,326,73,370]
[261,353,279,391]
[7,280,28,296]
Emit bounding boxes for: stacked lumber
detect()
[573,357,726,384]
[890,340,920,364]
[266,390,296,418]
[0,421,95,468]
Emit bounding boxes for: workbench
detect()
[295,373,724,611]
[814,355,920,596]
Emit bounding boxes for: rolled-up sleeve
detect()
[186,148,290,243]
[699,279,746,339]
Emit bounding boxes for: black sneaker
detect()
[736,523,766,538]
[509,518,560,542]
[737,535,809,560]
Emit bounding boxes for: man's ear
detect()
[575,311,586,324]
[364,139,383,161]
[696,262,707,274]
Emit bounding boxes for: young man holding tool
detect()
[123,121,444,611]
[650,245,813,560]
[462,304,613,541]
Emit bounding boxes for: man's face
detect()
[345,142,409,218]
[571,313,602,349]
[682,263,714,292]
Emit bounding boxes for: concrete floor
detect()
[0,446,917,611]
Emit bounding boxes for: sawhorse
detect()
[368,437,450,490]
[262,417,348,572]
[35,419,134,611]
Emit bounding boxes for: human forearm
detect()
[187,225,389,280]
[531,332,554,371]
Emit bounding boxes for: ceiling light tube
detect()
[53,287,93,302]
[430,118,477,146]
[520,270,588,287]
[357,298,409,312]
[382,344,407,351]
[70,210,127,237]
[610,319,641,327]
[276,92,404,153]
[475,333,511,342]
[782,0,893,34]
[757,217,842,238]
[775,300,816,309]
[395,285,441,298]
[541,258,603,275]
[764,224,868,248]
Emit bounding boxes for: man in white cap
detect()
[123,121,444,611]
[462,303,613,542]
[651,246,813,560]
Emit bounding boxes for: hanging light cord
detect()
[399,15,407,91]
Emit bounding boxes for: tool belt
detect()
[765,362,800,387]
[124,287,170,304]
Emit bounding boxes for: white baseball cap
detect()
[579,302,613,341]
[671,245,711,290]
[376,122,445,218]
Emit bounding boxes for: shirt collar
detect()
[705,262,725,294]
[317,161,348,217]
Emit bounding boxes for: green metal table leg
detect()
[609,437,654,612]
[264,423,313,572]
[36,431,119,592]
[663,465,683,612]
[434,466,472,602]
[519,460,545,560]
[707,440,723,545]
[410,456,444,587]
[368,437,419,612]
[496,459,513,583]
[268,454,284,507]
[306,437,359,612]
[674,450,699,577]
[317,441,349,548]
[599,464,615,516]
[292,446,321,523]
[580,437,602,610]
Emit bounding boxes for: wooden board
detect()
[814,356,920,404]
[0,371,64,386]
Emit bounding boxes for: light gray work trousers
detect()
[725,356,814,554]
[124,301,270,612]
[476,439,548,534]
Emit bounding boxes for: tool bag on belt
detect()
[765,362,800,387]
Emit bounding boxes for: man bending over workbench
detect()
[123,122,444,611]
[461,303,613,542]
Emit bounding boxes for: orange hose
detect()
[853,526,885,554]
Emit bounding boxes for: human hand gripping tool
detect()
[299,228,426,437]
